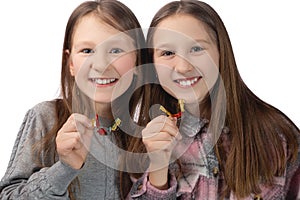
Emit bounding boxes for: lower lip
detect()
[174,77,201,88]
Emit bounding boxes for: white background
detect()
[0,0,299,177]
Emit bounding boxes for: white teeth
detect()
[178,77,199,86]
[93,78,116,85]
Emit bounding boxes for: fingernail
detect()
[87,120,94,129]
[173,117,177,125]
[177,132,182,140]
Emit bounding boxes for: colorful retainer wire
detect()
[91,115,121,135]
[159,99,185,118]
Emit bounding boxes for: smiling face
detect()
[152,14,219,104]
[69,14,136,103]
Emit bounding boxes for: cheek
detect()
[204,61,219,89]
[71,55,88,76]
[112,53,136,76]
[202,60,218,81]
[155,65,174,89]
[154,56,173,68]
[155,65,170,78]
[192,54,219,88]
[110,53,136,101]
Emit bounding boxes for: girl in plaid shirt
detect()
[127,1,300,199]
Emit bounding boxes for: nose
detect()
[91,50,110,73]
[174,56,193,74]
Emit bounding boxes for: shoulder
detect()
[22,99,59,134]
[30,99,57,115]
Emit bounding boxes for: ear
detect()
[133,53,138,75]
[65,49,75,76]
[133,65,138,75]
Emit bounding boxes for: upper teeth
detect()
[177,77,199,86]
[93,78,116,85]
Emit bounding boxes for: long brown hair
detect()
[33,0,150,199]
[145,0,299,198]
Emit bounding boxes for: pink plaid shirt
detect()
[129,112,300,200]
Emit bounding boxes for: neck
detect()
[95,102,113,121]
[184,102,200,117]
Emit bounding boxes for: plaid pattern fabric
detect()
[130,111,300,199]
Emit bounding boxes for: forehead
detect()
[73,14,120,41]
[153,14,212,44]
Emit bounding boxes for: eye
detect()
[161,50,175,57]
[81,48,95,54]
[190,46,204,53]
[109,48,124,54]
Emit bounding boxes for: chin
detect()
[92,95,113,103]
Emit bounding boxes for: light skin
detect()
[69,14,136,111]
[143,14,219,188]
[56,14,137,169]
[153,15,219,108]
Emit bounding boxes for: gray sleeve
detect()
[0,103,80,199]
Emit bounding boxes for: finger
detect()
[160,121,179,137]
[143,124,178,140]
[72,113,93,129]
[175,131,182,140]
[142,131,173,141]
[147,115,176,127]
[57,128,93,151]
[145,116,165,134]
[56,132,82,154]
[144,116,178,136]
[80,129,94,149]
[60,114,93,135]
[68,113,93,129]
[143,141,175,152]
[57,131,81,142]
[143,132,181,150]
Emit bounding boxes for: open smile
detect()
[89,78,118,86]
[174,76,201,87]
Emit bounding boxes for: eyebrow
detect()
[154,38,211,49]
[105,38,134,45]
[73,37,134,49]
[73,41,95,49]
[194,38,211,44]
[154,43,172,49]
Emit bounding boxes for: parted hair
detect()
[33,0,151,199]
[144,0,299,198]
